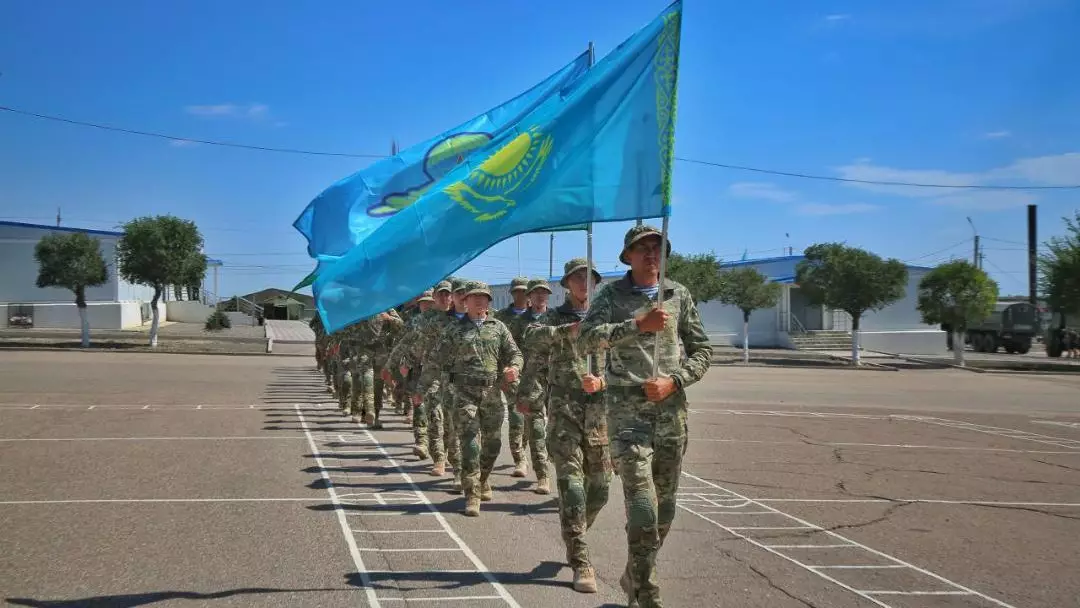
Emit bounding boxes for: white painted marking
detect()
[810,565,907,569]
[353,530,447,534]
[86,406,95,410]
[361,428,521,608]
[30,405,40,410]
[378,597,502,603]
[358,548,462,552]
[1033,420,1080,429]
[680,472,1018,608]
[765,544,855,549]
[142,405,150,410]
[861,591,970,596]
[728,526,818,531]
[366,569,478,574]
[196,404,203,410]
[690,436,1080,455]
[0,436,305,442]
[0,497,322,505]
[895,415,1080,450]
[754,498,1080,507]
[294,405,381,608]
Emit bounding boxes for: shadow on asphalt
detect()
[344,560,572,591]
[5,587,346,608]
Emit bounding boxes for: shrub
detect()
[205,310,232,331]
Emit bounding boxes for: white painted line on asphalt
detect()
[294,404,381,608]
[811,565,907,569]
[753,498,1080,507]
[142,405,150,410]
[362,427,521,608]
[899,415,1080,450]
[680,472,1018,608]
[689,436,1080,454]
[30,405,40,409]
[378,597,502,603]
[86,406,95,410]
[766,544,856,549]
[0,436,306,442]
[354,529,447,534]
[690,408,894,420]
[1033,420,1080,429]
[862,590,969,596]
[0,497,323,505]
[358,548,462,552]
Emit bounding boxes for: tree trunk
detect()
[150,286,161,347]
[75,287,90,348]
[742,309,751,364]
[953,330,965,367]
[851,314,861,366]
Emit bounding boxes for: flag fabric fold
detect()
[315,0,682,332]
[293,51,592,259]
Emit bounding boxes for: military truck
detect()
[944,301,1039,354]
[1044,310,1079,357]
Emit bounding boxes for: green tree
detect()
[795,243,909,366]
[1039,210,1080,316]
[717,267,781,363]
[916,260,999,367]
[665,251,724,303]
[116,215,207,347]
[34,232,109,348]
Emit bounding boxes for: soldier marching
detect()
[311,224,710,607]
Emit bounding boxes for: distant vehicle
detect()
[944,301,1039,354]
[1044,310,1079,357]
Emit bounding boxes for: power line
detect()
[903,238,971,263]
[4,104,1078,191]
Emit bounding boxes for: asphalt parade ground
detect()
[1,351,1078,607]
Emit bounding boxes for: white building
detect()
[0,221,222,330]
[487,255,945,354]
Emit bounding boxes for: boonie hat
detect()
[619,224,671,265]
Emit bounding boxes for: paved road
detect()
[266,320,315,343]
[1,351,1078,607]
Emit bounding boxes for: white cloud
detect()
[931,191,1036,210]
[832,152,1080,211]
[982,130,1011,139]
[168,139,199,148]
[728,182,798,202]
[185,103,272,122]
[796,202,879,215]
[824,13,851,22]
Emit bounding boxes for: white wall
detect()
[166,300,215,323]
[859,268,938,331]
[697,299,780,346]
[0,225,121,302]
[860,330,948,355]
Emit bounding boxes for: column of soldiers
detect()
[310,224,712,608]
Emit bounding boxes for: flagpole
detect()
[651,214,669,377]
[586,39,597,374]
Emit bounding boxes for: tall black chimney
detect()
[1027,204,1037,306]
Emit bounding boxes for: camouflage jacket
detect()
[433,314,523,392]
[513,308,556,406]
[577,272,712,390]
[387,308,437,383]
[414,311,467,394]
[494,305,530,341]
[519,303,607,411]
[348,310,405,368]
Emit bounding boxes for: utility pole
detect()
[1027,204,1037,306]
[549,233,554,277]
[56,207,61,227]
[967,216,980,269]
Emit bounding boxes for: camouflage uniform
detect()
[415,278,469,481]
[515,278,555,486]
[392,285,452,461]
[493,277,531,473]
[326,330,349,409]
[341,323,375,420]
[524,260,609,584]
[351,309,405,428]
[436,281,522,516]
[310,315,327,373]
[575,225,712,608]
[390,289,436,455]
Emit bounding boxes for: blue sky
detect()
[2,0,1077,298]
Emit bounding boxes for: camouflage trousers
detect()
[423,373,460,468]
[455,384,505,497]
[521,404,550,477]
[332,358,348,409]
[501,389,526,464]
[348,356,374,418]
[546,390,611,569]
[608,387,688,608]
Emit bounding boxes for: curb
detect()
[867,350,987,373]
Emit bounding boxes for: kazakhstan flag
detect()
[315,1,682,331]
[293,51,591,258]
